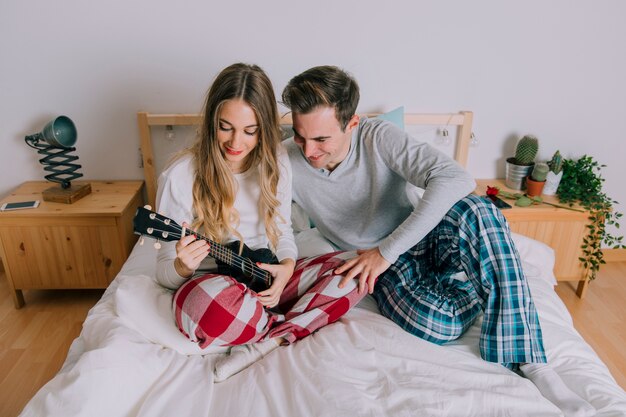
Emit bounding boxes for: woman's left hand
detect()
[256,258,295,308]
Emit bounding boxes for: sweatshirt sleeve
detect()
[373,123,476,263]
[274,146,298,262]
[155,157,196,290]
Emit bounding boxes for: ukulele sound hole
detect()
[241,258,255,277]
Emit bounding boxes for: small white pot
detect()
[543,171,563,195]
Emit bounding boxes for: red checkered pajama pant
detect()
[173,251,365,348]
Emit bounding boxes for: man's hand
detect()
[256,258,295,308]
[335,247,391,294]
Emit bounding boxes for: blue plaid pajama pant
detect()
[373,194,546,368]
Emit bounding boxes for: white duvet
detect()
[19,231,626,417]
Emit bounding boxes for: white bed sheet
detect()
[19,232,626,417]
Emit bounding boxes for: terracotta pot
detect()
[526,177,545,197]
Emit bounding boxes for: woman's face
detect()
[216,99,259,173]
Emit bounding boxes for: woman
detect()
[155,63,364,381]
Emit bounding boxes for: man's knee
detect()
[453,194,495,216]
[447,194,507,232]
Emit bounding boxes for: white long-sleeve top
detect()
[155,146,297,290]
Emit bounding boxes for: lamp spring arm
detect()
[25,140,84,189]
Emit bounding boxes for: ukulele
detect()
[133,205,277,292]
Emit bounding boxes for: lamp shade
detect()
[38,116,77,148]
[25,116,77,149]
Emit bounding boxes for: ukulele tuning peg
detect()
[162,232,169,238]
[153,241,162,250]
[149,213,156,220]
[144,205,152,210]
[147,227,154,234]
[139,237,145,246]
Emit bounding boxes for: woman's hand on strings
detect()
[256,258,295,308]
[174,221,210,278]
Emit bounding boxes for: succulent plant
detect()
[514,135,539,165]
[548,150,563,174]
[530,162,549,182]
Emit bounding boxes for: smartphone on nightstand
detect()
[0,200,40,211]
[484,195,512,210]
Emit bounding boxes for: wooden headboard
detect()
[137,111,474,208]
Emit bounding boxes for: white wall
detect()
[2,0,625,239]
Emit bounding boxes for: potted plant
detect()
[543,150,563,196]
[557,155,625,280]
[526,162,549,197]
[505,135,538,190]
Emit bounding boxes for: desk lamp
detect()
[24,115,91,203]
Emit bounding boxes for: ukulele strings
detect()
[147,214,269,282]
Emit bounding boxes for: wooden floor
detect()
[0,275,104,417]
[0,264,625,417]
[555,261,626,390]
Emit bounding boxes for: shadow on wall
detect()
[495,133,520,178]
[67,67,207,182]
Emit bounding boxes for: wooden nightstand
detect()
[0,180,144,308]
[475,179,591,298]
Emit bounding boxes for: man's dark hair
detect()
[282,65,360,131]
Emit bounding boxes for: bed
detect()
[19,111,626,417]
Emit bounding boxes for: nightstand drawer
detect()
[0,222,123,289]
[507,218,587,281]
[475,179,591,298]
[0,180,144,308]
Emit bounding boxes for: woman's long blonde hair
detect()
[185,63,283,250]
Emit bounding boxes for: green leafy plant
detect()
[557,155,625,280]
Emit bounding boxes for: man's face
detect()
[291,106,359,171]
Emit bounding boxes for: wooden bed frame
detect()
[137,111,474,208]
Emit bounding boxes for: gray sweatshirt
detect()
[284,117,476,263]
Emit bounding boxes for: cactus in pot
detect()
[548,150,563,174]
[530,162,549,182]
[505,135,539,190]
[526,162,548,197]
[543,150,563,195]
[513,135,539,165]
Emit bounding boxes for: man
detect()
[281,65,594,417]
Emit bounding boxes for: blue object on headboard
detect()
[375,106,405,130]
